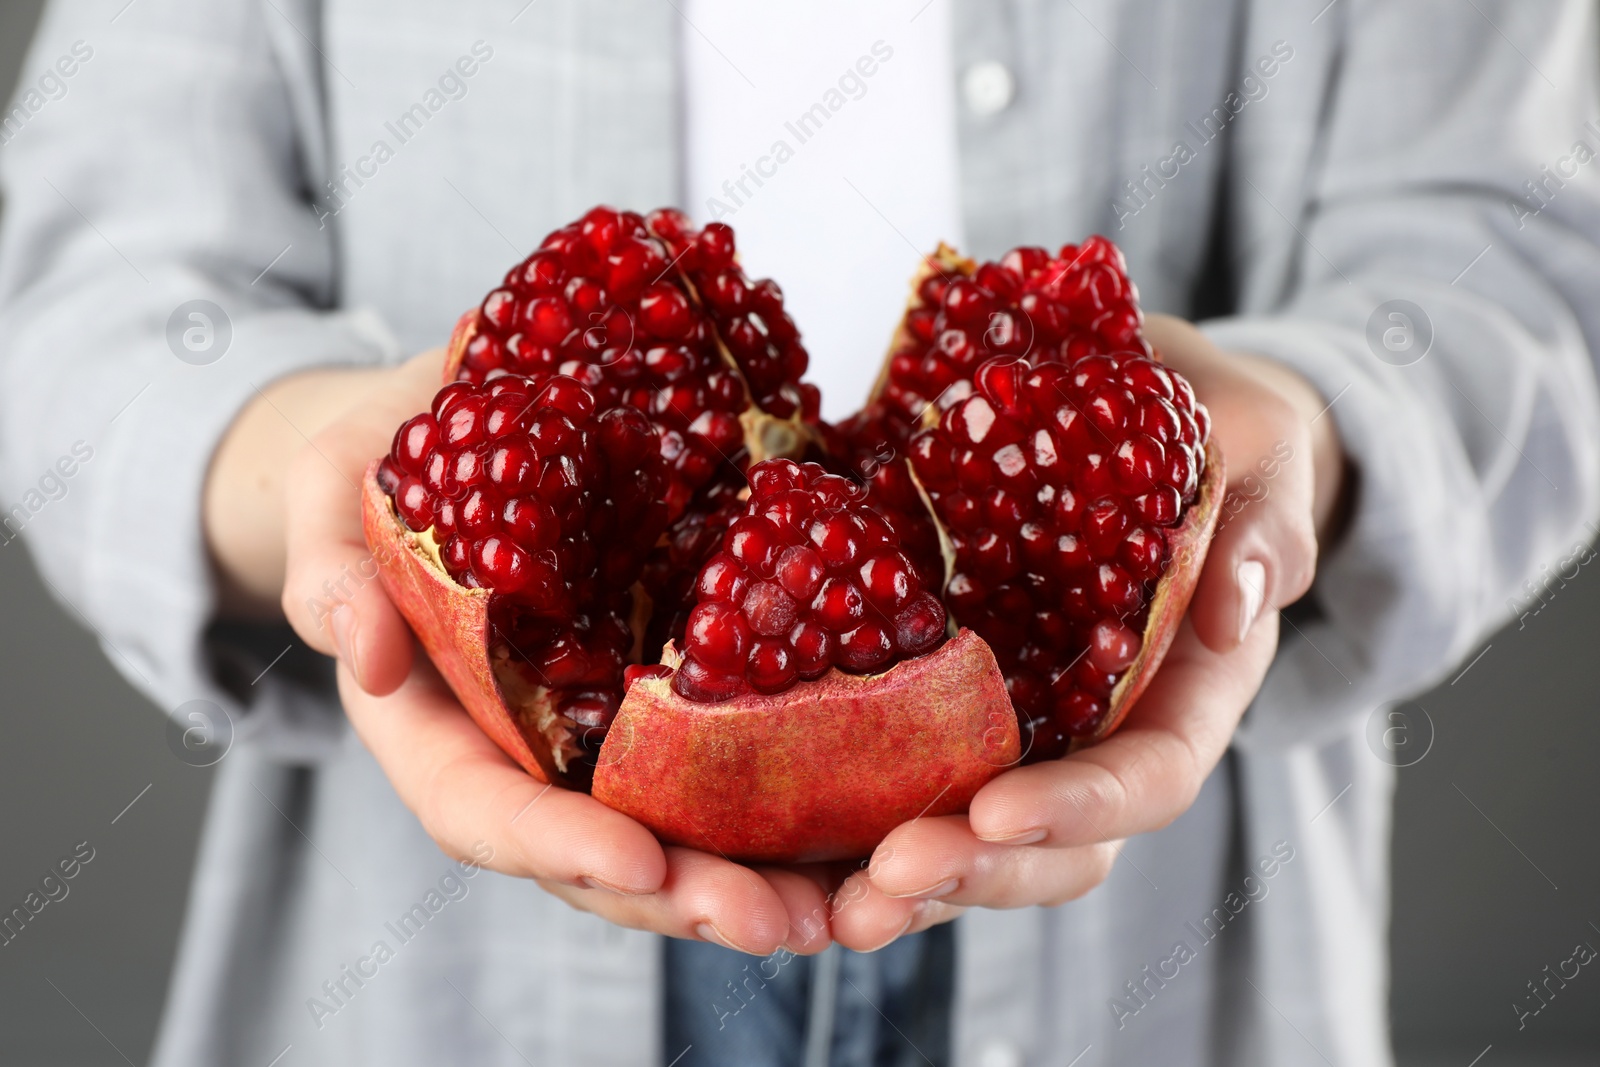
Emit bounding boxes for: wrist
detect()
[203,365,388,617]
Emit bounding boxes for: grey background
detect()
[1,2,1597,1063]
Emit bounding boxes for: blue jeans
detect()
[664,924,954,1067]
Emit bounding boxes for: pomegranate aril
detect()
[1119,526,1166,581]
[685,601,750,672]
[487,442,538,494]
[1082,499,1129,560]
[726,516,783,578]
[746,639,798,694]
[696,222,736,268]
[812,577,865,630]
[837,622,893,672]
[1136,485,1181,525]
[502,496,559,550]
[1057,691,1105,739]
[537,376,596,420]
[598,406,656,467]
[809,512,865,570]
[523,296,574,345]
[458,488,499,538]
[471,536,532,594]
[1093,563,1142,614]
[393,414,440,474]
[433,497,459,538]
[776,545,825,600]
[376,456,403,495]
[672,656,747,702]
[481,289,518,332]
[1087,619,1141,674]
[743,581,799,636]
[893,593,947,656]
[788,619,834,678]
[1112,434,1163,493]
[394,477,432,531]
[442,535,471,578]
[859,552,913,612]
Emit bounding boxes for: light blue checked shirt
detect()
[4,2,1600,1064]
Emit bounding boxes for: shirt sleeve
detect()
[1204,0,1600,749]
[0,0,399,760]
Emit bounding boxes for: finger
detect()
[282,351,444,693]
[536,848,796,956]
[752,864,837,954]
[968,615,1278,848]
[1145,316,1320,653]
[860,815,1120,910]
[338,660,667,894]
[1185,423,1317,655]
[829,870,965,954]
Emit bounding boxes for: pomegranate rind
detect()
[360,460,565,786]
[1091,438,1226,744]
[591,629,1019,863]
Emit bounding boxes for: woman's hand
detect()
[830,314,1346,951]
[334,655,835,956]
[233,351,831,956]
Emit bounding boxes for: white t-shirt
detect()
[682,0,965,421]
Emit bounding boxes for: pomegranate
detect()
[362,207,1221,861]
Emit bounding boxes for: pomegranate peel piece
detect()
[592,629,1018,863]
[361,460,572,786]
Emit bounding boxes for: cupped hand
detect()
[830,314,1344,951]
[276,350,833,956]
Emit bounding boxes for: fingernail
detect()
[859,912,916,953]
[885,877,958,900]
[331,606,358,675]
[976,827,1048,845]
[581,875,648,896]
[1236,560,1266,642]
[695,922,759,955]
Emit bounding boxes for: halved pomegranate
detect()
[362,208,1220,861]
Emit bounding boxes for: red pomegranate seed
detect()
[394,477,432,531]
[725,515,782,578]
[393,414,439,474]
[837,622,893,672]
[673,656,747,702]
[858,552,913,612]
[743,580,799,636]
[471,536,532,593]
[684,601,750,672]
[746,638,798,693]
[1088,619,1141,674]
[812,577,864,630]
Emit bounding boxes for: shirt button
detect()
[963,61,1016,117]
[976,1039,1024,1067]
